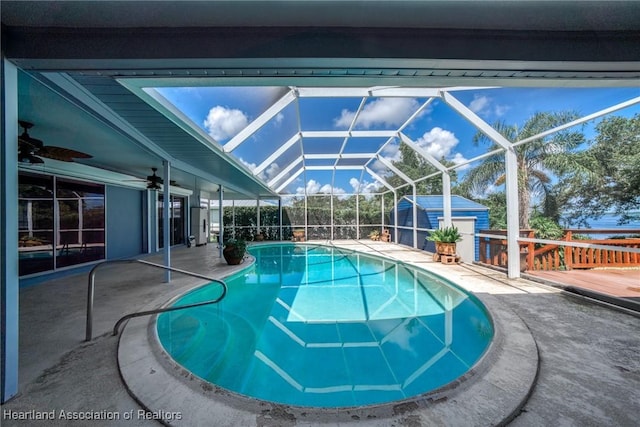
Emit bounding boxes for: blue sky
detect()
[156,86,640,196]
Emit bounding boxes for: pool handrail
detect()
[86,259,227,341]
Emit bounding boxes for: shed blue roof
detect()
[403,195,488,211]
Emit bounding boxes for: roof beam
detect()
[333,96,367,174]
[223,89,296,152]
[364,167,395,192]
[275,167,304,193]
[296,87,442,98]
[254,133,300,176]
[441,91,512,149]
[305,153,378,160]
[268,156,302,187]
[364,97,436,170]
[305,165,363,171]
[375,155,414,184]
[398,97,436,132]
[513,94,640,147]
[398,133,448,172]
[302,130,397,138]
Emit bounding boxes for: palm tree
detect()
[461,111,585,229]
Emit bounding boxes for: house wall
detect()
[106,185,144,259]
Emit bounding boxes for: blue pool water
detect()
[157,244,493,408]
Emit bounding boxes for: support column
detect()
[256,198,261,236]
[163,160,171,282]
[381,193,385,232]
[505,147,521,278]
[278,199,283,241]
[330,193,334,240]
[218,186,224,257]
[304,195,308,239]
[442,172,452,227]
[1,58,19,403]
[393,191,399,243]
[356,194,360,239]
[412,185,418,248]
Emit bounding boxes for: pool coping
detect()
[118,243,539,426]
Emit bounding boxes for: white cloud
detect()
[381,142,402,162]
[273,112,285,127]
[469,95,491,115]
[415,127,470,167]
[416,127,459,159]
[203,106,249,142]
[350,177,380,195]
[263,163,281,181]
[469,94,509,118]
[450,153,470,171]
[494,104,510,117]
[334,98,422,129]
[349,178,361,192]
[238,157,257,171]
[295,179,347,196]
[371,141,403,174]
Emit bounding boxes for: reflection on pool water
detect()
[157,244,493,408]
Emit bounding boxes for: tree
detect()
[558,114,640,225]
[460,111,585,228]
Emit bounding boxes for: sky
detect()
[155,86,640,197]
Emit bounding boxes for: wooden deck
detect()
[527,269,640,299]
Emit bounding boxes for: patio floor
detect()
[1,241,639,426]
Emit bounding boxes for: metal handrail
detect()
[86,259,227,341]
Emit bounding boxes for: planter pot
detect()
[255,234,264,241]
[435,242,457,256]
[223,246,244,265]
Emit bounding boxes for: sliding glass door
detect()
[158,194,185,248]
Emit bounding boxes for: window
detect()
[18,172,105,276]
[18,173,54,275]
[55,178,105,268]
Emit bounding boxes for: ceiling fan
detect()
[18,120,93,164]
[145,167,163,190]
[129,167,180,190]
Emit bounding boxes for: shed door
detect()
[438,217,476,263]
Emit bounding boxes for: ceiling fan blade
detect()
[37,150,75,162]
[40,146,93,161]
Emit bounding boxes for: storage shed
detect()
[389,195,489,262]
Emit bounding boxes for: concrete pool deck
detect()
[2,241,639,426]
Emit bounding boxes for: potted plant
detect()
[292,229,305,242]
[427,226,462,256]
[369,229,380,241]
[223,238,247,265]
[255,232,264,241]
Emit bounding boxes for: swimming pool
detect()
[157,244,493,408]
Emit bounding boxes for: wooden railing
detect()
[563,230,640,270]
[479,230,533,272]
[479,229,640,271]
